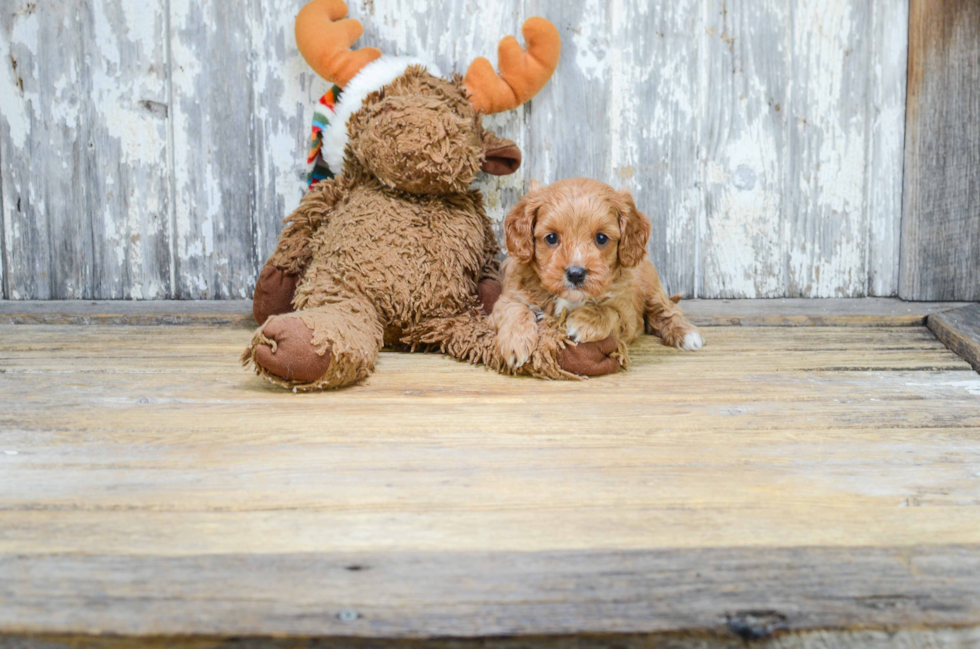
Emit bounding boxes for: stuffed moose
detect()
[243,0,621,390]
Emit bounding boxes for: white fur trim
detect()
[321,56,441,172]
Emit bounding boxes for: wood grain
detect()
[929,304,980,372]
[679,297,973,326]
[2,547,980,639]
[0,125,5,299]
[2,628,980,649]
[699,0,787,298]
[901,0,980,301]
[0,0,913,300]
[867,0,909,296]
[0,298,970,328]
[783,1,872,297]
[700,0,908,298]
[0,0,173,299]
[1,323,979,640]
[169,0,259,298]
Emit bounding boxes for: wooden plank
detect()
[169,1,258,298]
[0,300,255,327]
[0,0,172,299]
[3,631,980,649]
[900,0,980,301]
[0,324,979,639]
[783,0,872,297]
[1,630,980,649]
[1,547,980,639]
[0,130,5,300]
[699,0,787,298]
[0,298,972,327]
[700,0,907,299]
[866,0,908,296]
[680,297,973,326]
[929,304,980,372]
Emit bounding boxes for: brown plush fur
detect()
[492,178,704,370]
[242,68,573,389]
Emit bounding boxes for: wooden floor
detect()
[2,308,980,646]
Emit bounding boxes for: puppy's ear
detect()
[504,189,541,264]
[614,188,652,268]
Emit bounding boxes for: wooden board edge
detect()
[928,304,980,373]
[0,301,257,328]
[0,299,975,328]
[2,546,979,640]
[687,314,930,327]
[0,313,257,328]
[2,627,980,649]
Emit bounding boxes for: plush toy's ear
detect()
[505,187,543,264]
[614,188,651,268]
[482,134,522,175]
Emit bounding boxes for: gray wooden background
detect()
[0,0,909,300]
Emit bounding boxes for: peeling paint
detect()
[0,11,33,150]
[0,0,909,300]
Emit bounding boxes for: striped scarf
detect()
[307,85,342,188]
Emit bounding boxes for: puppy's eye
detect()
[545,233,559,246]
[595,233,609,246]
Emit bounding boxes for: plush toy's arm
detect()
[253,178,349,325]
[477,207,502,282]
[266,178,348,274]
[480,234,501,282]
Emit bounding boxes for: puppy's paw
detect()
[564,311,608,344]
[506,349,532,369]
[497,329,538,369]
[678,331,704,351]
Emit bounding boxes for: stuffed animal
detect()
[243,0,621,389]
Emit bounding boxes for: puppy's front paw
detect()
[564,311,608,343]
[496,329,538,369]
[679,330,704,351]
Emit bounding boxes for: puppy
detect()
[492,178,703,370]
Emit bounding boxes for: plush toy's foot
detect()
[243,300,383,391]
[253,264,299,325]
[250,316,333,384]
[558,335,623,377]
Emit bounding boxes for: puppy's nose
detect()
[565,266,588,286]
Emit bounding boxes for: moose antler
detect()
[295,0,382,87]
[464,18,561,115]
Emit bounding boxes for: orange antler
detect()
[295,0,382,87]
[464,17,561,115]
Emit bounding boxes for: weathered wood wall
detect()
[0,0,909,300]
[900,0,980,302]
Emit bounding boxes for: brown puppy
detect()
[492,178,703,370]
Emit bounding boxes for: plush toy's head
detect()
[296,0,560,195]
